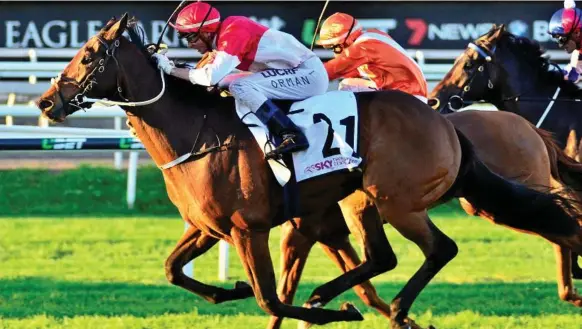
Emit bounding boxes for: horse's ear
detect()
[488,23,505,41]
[103,12,129,41]
[565,129,579,159]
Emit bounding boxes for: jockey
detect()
[549,0,582,83]
[152,1,329,160]
[316,12,428,103]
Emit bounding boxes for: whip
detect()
[310,0,331,50]
[154,0,190,51]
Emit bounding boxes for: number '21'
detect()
[312,113,356,158]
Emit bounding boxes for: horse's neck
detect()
[504,68,581,146]
[120,58,213,168]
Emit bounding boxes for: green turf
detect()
[0,216,580,329]
[0,165,466,217]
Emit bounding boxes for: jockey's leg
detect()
[338,78,377,92]
[256,99,310,160]
[414,95,428,104]
[229,57,329,160]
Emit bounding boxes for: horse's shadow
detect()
[1,277,578,319]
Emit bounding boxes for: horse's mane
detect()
[123,18,233,109]
[496,30,582,97]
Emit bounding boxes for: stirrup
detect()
[265,135,308,160]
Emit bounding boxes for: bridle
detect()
[52,36,126,114]
[446,42,496,112]
[51,35,166,113]
[50,30,228,170]
[447,38,582,127]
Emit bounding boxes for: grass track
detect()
[1,216,581,329]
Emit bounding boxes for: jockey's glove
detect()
[563,65,581,83]
[152,53,175,75]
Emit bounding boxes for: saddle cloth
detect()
[235,90,362,186]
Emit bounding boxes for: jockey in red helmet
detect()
[153,1,329,160]
[549,0,582,82]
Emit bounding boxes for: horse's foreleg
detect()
[165,224,254,304]
[231,227,363,325]
[267,221,316,329]
[296,234,394,329]
[554,244,582,307]
[319,239,392,318]
[300,198,398,310]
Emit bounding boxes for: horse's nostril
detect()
[38,99,54,111]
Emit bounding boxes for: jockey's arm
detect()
[324,44,369,81]
[169,51,241,86]
[563,50,582,83]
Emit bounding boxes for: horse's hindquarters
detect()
[446,111,550,189]
[357,90,462,214]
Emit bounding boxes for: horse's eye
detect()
[464,61,473,70]
[81,51,93,65]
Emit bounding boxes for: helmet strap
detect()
[197,4,213,32]
[180,4,213,42]
[331,18,356,54]
[343,18,356,45]
[566,8,582,42]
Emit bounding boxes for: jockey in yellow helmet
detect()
[317,12,428,103]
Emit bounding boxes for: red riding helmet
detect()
[170,1,221,34]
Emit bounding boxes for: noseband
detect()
[51,36,128,114]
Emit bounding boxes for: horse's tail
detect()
[447,128,580,236]
[535,126,582,192]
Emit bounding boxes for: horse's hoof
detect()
[234,281,252,290]
[340,302,364,321]
[428,325,437,329]
[297,320,313,329]
[232,281,254,299]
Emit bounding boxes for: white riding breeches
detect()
[338,78,377,92]
[227,56,329,112]
[338,77,428,104]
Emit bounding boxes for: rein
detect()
[52,32,233,170]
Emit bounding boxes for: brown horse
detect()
[36,15,582,328]
[428,24,582,279]
[267,110,582,329]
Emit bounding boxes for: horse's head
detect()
[37,13,150,122]
[430,23,581,114]
[430,24,517,113]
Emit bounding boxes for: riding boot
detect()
[255,100,309,160]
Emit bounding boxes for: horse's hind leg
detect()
[231,226,364,325]
[267,221,316,329]
[554,244,582,306]
[383,210,457,329]
[165,224,254,304]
